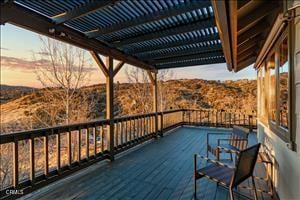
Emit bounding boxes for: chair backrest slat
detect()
[230,143,261,188]
[229,126,249,150]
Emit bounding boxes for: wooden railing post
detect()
[147,71,159,138]
[249,115,253,132]
[160,112,164,136]
[106,56,115,161]
[91,52,124,161]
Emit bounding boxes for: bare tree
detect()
[157,69,175,111]
[123,67,174,115]
[123,67,152,115]
[33,36,92,126]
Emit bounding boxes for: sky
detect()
[0,24,257,88]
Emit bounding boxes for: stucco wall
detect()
[257,123,300,200]
[294,6,300,153]
[256,6,300,199]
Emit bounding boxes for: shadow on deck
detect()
[21,127,270,200]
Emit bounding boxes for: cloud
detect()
[0,47,10,51]
[0,56,97,72]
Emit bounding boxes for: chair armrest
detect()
[194,154,232,168]
[217,146,240,154]
[217,138,248,146]
[207,132,232,145]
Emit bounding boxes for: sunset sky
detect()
[1,24,257,88]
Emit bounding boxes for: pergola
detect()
[1,0,225,159]
[0,0,280,159]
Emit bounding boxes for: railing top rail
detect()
[0,109,256,144]
[0,118,109,144]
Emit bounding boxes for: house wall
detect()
[257,5,300,200]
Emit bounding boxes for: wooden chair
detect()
[194,143,261,200]
[207,126,249,161]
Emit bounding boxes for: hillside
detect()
[0,84,36,103]
[0,79,256,133]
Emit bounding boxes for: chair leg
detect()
[194,154,197,200]
[229,188,235,200]
[230,152,233,161]
[251,176,258,200]
[194,177,197,200]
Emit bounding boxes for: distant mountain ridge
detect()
[0,84,37,103]
[1,79,257,133]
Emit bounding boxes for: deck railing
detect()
[0,109,256,198]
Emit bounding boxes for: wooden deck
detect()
[21,127,271,200]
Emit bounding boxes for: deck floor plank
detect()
[21,127,271,200]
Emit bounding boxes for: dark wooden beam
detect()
[113,61,125,77]
[112,18,216,47]
[237,36,260,55]
[52,0,116,24]
[237,0,251,10]
[156,57,225,69]
[228,0,238,72]
[237,47,257,63]
[211,0,233,71]
[90,51,109,77]
[128,33,219,55]
[1,3,155,71]
[151,51,224,65]
[147,71,155,84]
[236,56,256,71]
[237,3,279,35]
[86,1,211,38]
[237,22,268,45]
[139,45,222,60]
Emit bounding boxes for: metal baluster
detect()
[44,134,49,176]
[13,140,19,188]
[30,137,35,184]
[78,129,81,162]
[57,132,61,172]
[93,126,97,156]
[86,127,89,159]
[68,130,72,166]
[125,120,128,144]
[101,125,104,152]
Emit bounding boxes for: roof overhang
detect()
[0,0,226,71]
[212,0,282,72]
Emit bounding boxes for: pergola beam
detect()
[210,0,233,71]
[237,47,257,63]
[237,36,261,54]
[0,3,155,71]
[113,61,125,77]
[112,18,216,47]
[147,71,159,137]
[141,45,222,61]
[237,22,268,45]
[152,51,224,65]
[86,1,211,38]
[237,3,279,34]
[127,33,219,54]
[52,0,116,24]
[156,57,225,69]
[90,51,109,77]
[237,56,256,71]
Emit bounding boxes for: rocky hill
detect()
[0,84,36,103]
[0,79,256,133]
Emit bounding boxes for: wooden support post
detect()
[147,71,159,137]
[90,51,125,161]
[106,56,115,161]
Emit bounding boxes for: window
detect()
[279,38,288,130]
[268,54,276,122]
[258,65,266,121]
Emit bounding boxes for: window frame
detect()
[266,30,290,142]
